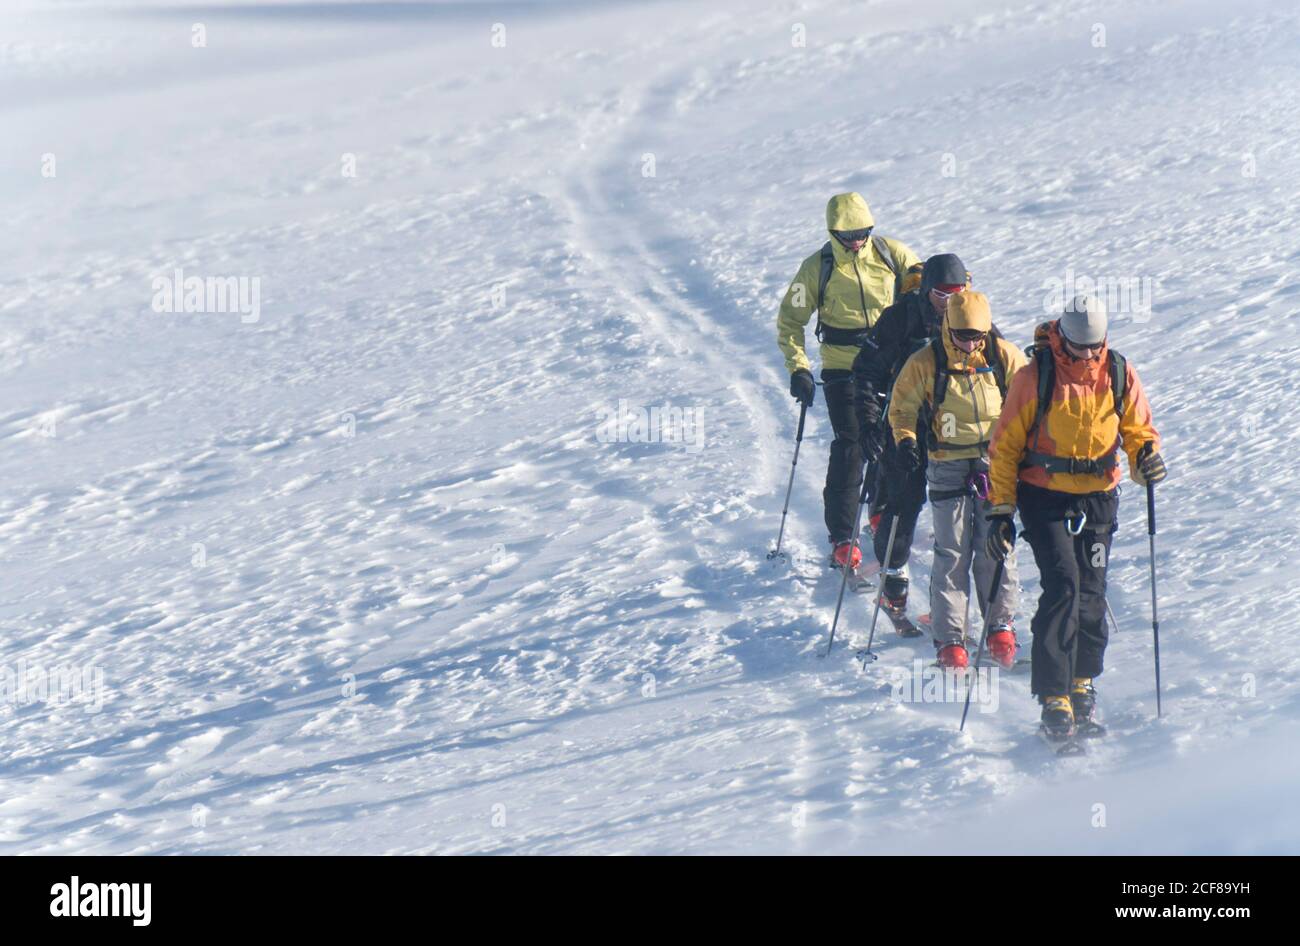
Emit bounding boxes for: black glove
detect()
[889,438,921,475]
[1136,442,1167,485]
[861,424,884,463]
[985,506,1017,562]
[856,389,884,462]
[789,369,815,408]
[858,392,882,429]
[852,379,883,423]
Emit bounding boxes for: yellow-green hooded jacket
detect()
[777,193,920,374]
[888,292,1028,462]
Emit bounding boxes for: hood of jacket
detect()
[940,291,993,372]
[825,192,875,232]
[825,193,876,263]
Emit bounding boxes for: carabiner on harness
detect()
[1065,512,1087,536]
[966,471,992,502]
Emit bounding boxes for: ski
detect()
[929,658,1029,672]
[883,603,923,638]
[985,654,1030,671]
[1039,725,1087,756]
[825,558,873,594]
[1074,718,1107,739]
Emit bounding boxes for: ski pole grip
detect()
[1146,480,1156,535]
[795,403,807,442]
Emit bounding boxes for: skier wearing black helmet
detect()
[851,253,975,629]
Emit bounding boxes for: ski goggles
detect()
[831,227,873,244]
[949,328,986,344]
[929,284,965,305]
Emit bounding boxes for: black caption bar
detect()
[0,855,1284,933]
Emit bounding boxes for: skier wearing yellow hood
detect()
[887,291,1027,668]
[776,193,920,570]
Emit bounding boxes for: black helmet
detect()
[919,253,967,298]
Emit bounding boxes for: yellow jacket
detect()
[888,313,1028,463]
[776,194,920,373]
[988,321,1161,506]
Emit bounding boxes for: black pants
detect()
[821,368,924,567]
[1018,483,1119,698]
[869,444,926,572]
[821,369,861,543]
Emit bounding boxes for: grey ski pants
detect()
[927,458,1019,644]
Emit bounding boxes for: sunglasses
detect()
[1064,337,1105,352]
[832,227,873,244]
[949,328,986,343]
[931,284,966,295]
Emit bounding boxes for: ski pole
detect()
[819,462,872,658]
[961,489,975,648]
[1105,598,1121,637]
[1147,478,1162,718]
[960,558,1006,732]
[860,512,900,666]
[768,402,808,562]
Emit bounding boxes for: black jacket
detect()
[852,291,939,414]
[853,292,1004,414]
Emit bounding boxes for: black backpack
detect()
[1020,344,1128,475]
[918,330,1009,453]
[931,328,1010,411]
[816,235,905,312]
[1024,344,1127,438]
[814,236,911,345]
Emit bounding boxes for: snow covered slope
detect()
[1,0,1297,853]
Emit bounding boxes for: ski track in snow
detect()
[1,0,1298,853]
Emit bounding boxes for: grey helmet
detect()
[1060,295,1107,346]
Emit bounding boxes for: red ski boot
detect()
[831,540,862,570]
[937,641,969,669]
[986,625,1017,669]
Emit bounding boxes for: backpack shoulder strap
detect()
[871,234,898,276]
[1109,350,1127,419]
[871,234,903,298]
[930,336,949,410]
[988,335,1008,402]
[817,241,835,313]
[1027,346,1054,449]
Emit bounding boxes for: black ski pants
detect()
[1017,483,1119,698]
[821,369,861,543]
[869,442,926,573]
[821,368,924,572]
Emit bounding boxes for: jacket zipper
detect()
[965,371,986,451]
[851,257,870,327]
[948,348,998,454]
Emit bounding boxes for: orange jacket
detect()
[988,321,1160,506]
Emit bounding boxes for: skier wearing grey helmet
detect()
[985,295,1167,747]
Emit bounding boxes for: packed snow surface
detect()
[1,0,1298,853]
